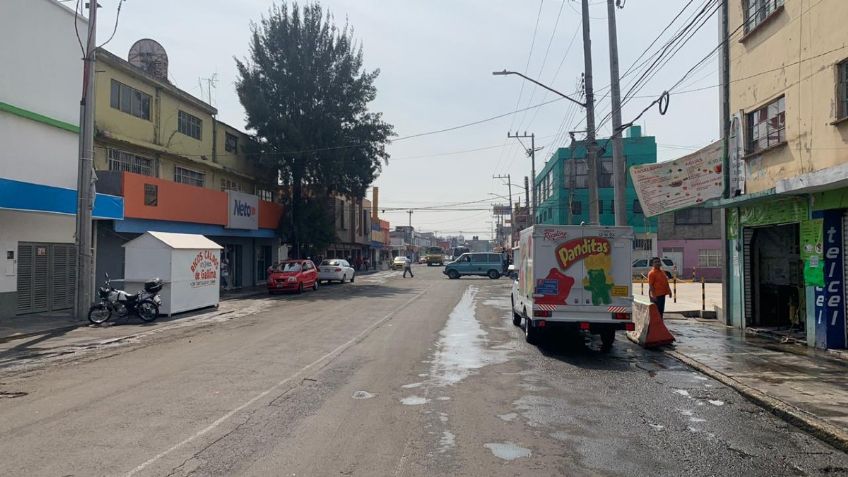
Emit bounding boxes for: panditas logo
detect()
[555,237,610,270]
[233,200,257,217]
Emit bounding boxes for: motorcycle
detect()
[88,273,163,325]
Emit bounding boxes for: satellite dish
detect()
[128,39,169,82]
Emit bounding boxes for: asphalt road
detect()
[2,266,848,476]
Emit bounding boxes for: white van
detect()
[510,225,635,349]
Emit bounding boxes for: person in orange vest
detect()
[648,257,672,318]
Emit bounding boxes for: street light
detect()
[492,70,586,108]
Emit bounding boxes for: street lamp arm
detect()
[493,70,586,108]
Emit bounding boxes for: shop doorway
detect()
[223,244,243,289]
[256,245,272,284]
[746,224,804,335]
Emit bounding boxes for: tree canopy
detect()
[236,2,393,255]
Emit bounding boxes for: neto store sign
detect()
[226,191,259,230]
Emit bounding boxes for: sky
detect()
[90,0,720,239]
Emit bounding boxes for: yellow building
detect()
[92,43,283,290]
[721,0,848,348]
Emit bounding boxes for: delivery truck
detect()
[510,225,635,349]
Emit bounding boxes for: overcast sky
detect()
[93,0,719,239]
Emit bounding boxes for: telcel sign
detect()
[227,191,259,230]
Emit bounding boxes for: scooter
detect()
[88,273,163,325]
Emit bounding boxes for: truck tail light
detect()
[613,313,630,320]
[533,310,551,318]
[579,322,590,330]
[625,322,635,331]
[536,320,547,328]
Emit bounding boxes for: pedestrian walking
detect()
[648,257,672,318]
[403,255,414,278]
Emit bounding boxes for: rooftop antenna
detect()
[199,73,218,106]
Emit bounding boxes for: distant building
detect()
[657,208,722,281]
[534,125,657,260]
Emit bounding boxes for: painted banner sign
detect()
[814,210,845,349]
[226,190,259,230]
[629,140,724,217]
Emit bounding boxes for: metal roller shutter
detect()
[16,244,33,314]
[50,244,76,311]
[743,228,754,325]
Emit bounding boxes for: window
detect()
[107,148,153,176]
[633,199,643,214]
[571,201,582,215]
[634,238,653,251]
[144,184,158,206]
[225,132,239,153]
[698,249,722,268]
[675,208,713,225]
[565,159,611,189]
[220,178,240,192]
[747,96,785,153]
[174,166,205,187]
[110,80,151,120]
[744,0,784,34]
[178,110,202,140]
[338,199,346,229]
[598,159,613,188]
[609,199,614,215]
[839,59,848,119]
[256,188,274,202]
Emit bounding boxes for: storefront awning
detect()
[702,188,776,209]
[0,177,124,219]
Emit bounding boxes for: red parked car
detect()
[267,260,319,294]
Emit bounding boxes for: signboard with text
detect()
[226,191,259,230]
[815,211,846,349]
[630,140,723,217]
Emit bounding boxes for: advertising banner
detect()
[492,204,511,216]
[629,140,723,217]
[227,191,259,230]
[815,210,846,349]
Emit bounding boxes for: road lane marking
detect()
[126,285,432,476]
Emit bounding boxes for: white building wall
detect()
[0,0,86,126]
[0,210,76,295]
[0,114,80,189]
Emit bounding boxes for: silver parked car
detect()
[632,257,675,279]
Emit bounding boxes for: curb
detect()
[0,324,82,345]
[665,349,848,453]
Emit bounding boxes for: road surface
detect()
[1,266,847,476]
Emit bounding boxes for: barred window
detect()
[699,249,722,268]
[107,149,153,176]
[839,59,848,118]
[744,0,784,34]
[633,238,653,251]
[220,178,241,192]
[174,166,205,187]
[747,96,785,153]
[565,159,587,189]
[178,110,202,140]
[256,188,274,202]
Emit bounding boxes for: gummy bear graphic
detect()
[535,268,575,305]
[582,253,614,305]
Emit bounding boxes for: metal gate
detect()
[743,228,754,326]
[16,243,77,315]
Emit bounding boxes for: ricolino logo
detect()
[233,200,257,217]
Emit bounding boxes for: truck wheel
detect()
[487,270,501,279]
[601,329,615,350]
[511,297,522,326]
[447,270,459,280]
[525,318,539,344]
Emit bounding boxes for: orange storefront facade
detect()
[96,172,284,289]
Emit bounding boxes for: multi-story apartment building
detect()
[657,207,723,282]
[719,0,848,348]
[91,44,283,290]
[534,125,658,261]
[0,0,124,318]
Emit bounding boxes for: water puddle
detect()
[690,417,707,423]
[439,431,456,452]
[680,409,694,416]
[352,391,374,400]
[708,400,725,406]
[484,442,532,461]
[429,286,510,387]
[498,412,518,422]
[401,396,429,406]
[649,424,665,430]
[401,382,423,389]
[673,389,691,398]
[436,396,451,401]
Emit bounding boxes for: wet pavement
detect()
[2,267,848,475]
[669,319,848,431]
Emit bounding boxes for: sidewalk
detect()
[633,281,722,315]
[666,319,848,451]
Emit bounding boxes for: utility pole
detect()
[507,132,540,225]
[407,209,413,228]
[607,0,626,227]
[581,0,600,224]
[493,174,513,247]
[75,0,97,321]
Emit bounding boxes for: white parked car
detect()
[318,259,356,284]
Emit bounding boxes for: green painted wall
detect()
[534,127,657,234]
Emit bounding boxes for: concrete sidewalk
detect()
[633,281,722,315]
[666,319,848,451]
